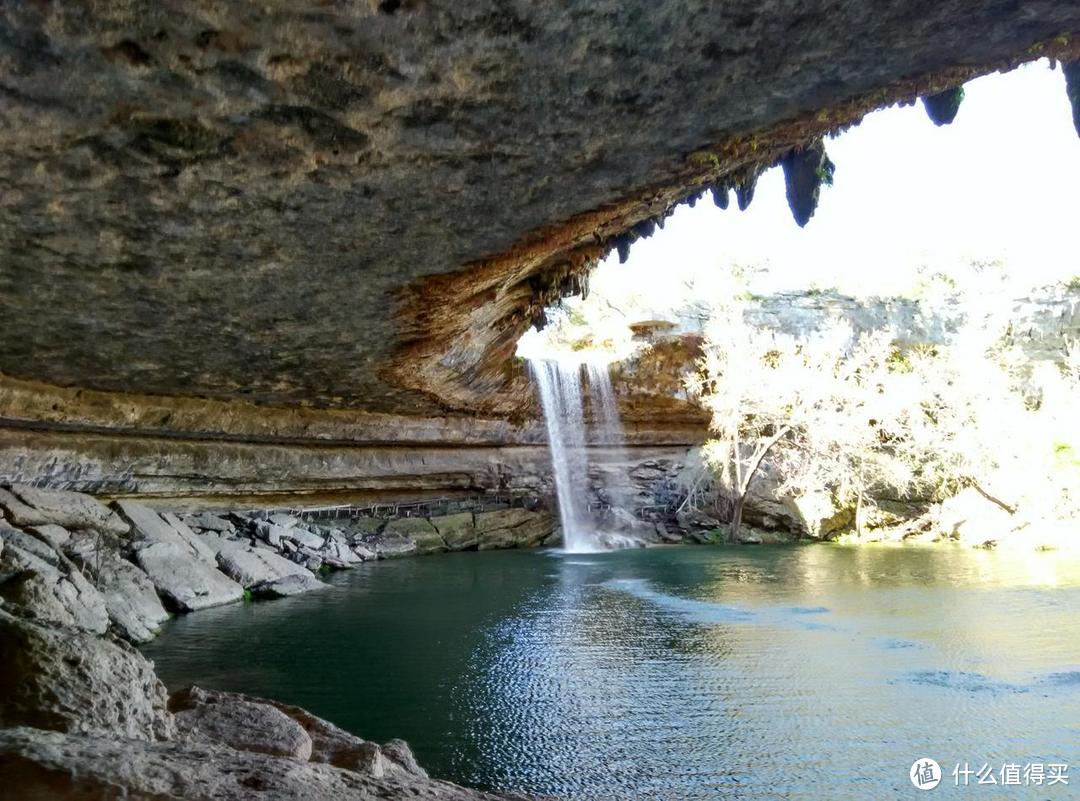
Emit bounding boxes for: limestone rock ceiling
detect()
[1,1,1078,417]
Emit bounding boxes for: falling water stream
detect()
[530,358,633,552]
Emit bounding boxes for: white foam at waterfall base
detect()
[529,358,640,553]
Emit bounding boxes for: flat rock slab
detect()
[216,541,314,588]
[115,501,216,564]
[134,542,243,613]
[1,485,128,535]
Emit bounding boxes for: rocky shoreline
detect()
[0,483,549,799]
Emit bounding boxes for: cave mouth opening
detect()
[516,58,1079,372]
[517,58,1080,553]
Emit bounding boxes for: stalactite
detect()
[711,184,730,209]
[1064,60,1080,138]
[735,173,758,211]
[921,85,965,126]
[781,139,833,227]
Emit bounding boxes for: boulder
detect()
[343,517,386,542]
[0,535,109,634]
[0,485,128,535]
[168,687,427,781]
[431,512,477,551]
[0,526,62,567]
[285,527,326,550]
[66,536,169,644]
[351,542,378,561]
[381,518,445,555]
[0,727,516,800]
[216,541,315,588]
[184,512,235,533]
[474,509,553,550]
[256,521,291,548]
[938,487,1016,546]
[26,523,71,550]
[171,686,313,760]
[133,542,244,613]
[114,501,217,563]
[320,537,362,569]
[268,513,301,529]
[0,609,174,741]
[252,573,329,599]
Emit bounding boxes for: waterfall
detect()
[530,358,639,552]
[530,360,593,551]
[585,362,633,509]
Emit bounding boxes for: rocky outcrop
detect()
[172,687,314,761]
[0,610,173,742]
[0,485,128,535]
[66,535,171,644]
[0,727,520,801]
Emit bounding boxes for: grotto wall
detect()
[1,2,1079,497]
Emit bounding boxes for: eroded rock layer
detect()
[1,2,1079,422]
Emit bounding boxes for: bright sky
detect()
[589,59,1080,303]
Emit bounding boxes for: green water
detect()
[144,545,1080,799]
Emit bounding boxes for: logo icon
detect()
[911,758,942,790]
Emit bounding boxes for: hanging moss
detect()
[1064,61,1080,138]
[781,139,834,227]
[921,85,965,126]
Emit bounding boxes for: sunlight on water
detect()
[145,546,1080,800]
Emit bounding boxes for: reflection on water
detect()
[144,545,1080,800]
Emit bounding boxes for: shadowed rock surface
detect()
[1,2,1078,434]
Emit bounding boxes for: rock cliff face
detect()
[2,4,1080,501]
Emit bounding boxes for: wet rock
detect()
[0,485,128,535]
[0,727,517,800]
[65,534,170,644]
[171,686,313,760]
[0,609,173,741]
[474,509,553,550]
[320,537,362,568]
[352,542,378,561]
[921,85,965,125]
[216,541,316,587]
[379,517,445,555]
[133,542,244,612]
[252,573,329,598]
[430,512,478,551]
